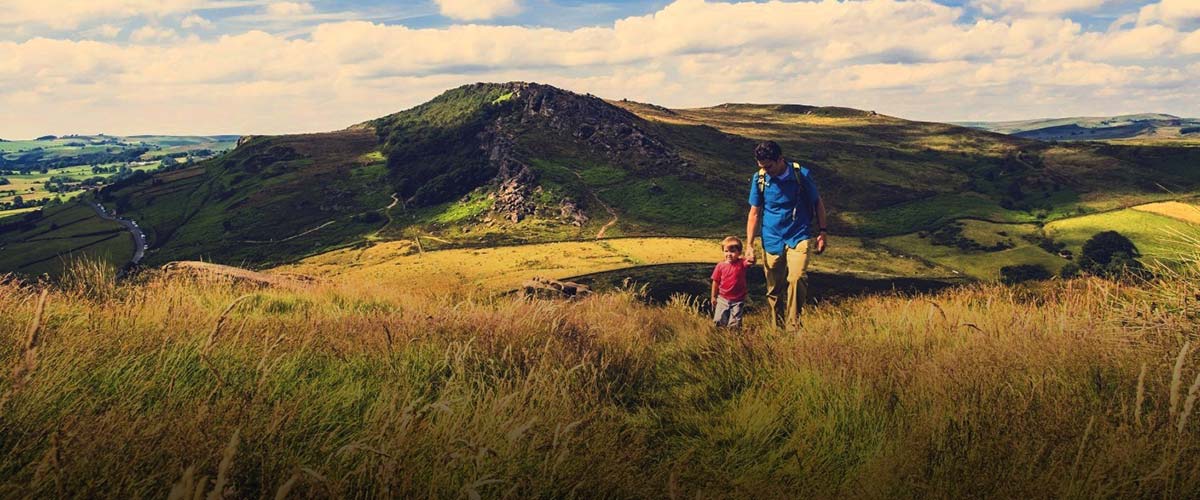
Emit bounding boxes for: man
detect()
[745,141,828,330]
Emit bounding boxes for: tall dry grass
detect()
[0,259,1198,498]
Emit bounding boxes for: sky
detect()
[1,0,1199,137]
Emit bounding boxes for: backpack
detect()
[756,161,814,219]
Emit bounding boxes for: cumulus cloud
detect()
[970,0,1109,17]
[264,1,316,17]
[84,24,124,39]
[129,25,180,43]
[181,14,214,29]
[1137,0,1200,28]
[434,0,521,21]
[0,0,1198,137]
[1184,30,1200,54]
[0,0,208,30]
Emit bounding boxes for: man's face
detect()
[756,157,786,176]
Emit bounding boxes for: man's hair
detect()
[754,141,782,162]
[721,236,743,252]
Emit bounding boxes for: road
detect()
[88,201,146,266]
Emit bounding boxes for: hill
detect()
[959,114,1200,143]
[4,82,1200,279]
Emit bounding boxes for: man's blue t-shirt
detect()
[748,162,820,255]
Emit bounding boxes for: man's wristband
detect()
[818,227,827,234]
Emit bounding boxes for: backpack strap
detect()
[757,162,807,197]
[759,163,814,223]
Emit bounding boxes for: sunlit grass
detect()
[1132,200,1200,225]
[277,236,948,295]
[1044,208,1199,262]
[1,256,1198,497]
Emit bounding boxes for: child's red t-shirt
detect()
[711,259,750,301]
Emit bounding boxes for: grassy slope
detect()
[101,130,390,268]
[1,263,1198,497]
[0,202,132,277]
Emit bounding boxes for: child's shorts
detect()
[713,297,745,328]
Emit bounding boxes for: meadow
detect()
[1,254,1198,497]
[278,236,948,294]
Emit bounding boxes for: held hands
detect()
[816,233,827,254]
[745,246,756,264]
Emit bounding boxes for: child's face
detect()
[723,244,742,262]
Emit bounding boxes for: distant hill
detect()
[5,82,1200,277]
[958,114,1200,142]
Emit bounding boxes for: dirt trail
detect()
[242,221,336,244]
[570,171,619,239]
[382,193,400,226]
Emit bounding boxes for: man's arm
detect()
[746,205,761,264]
[814,197,828,254]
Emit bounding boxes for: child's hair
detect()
[721,236,743,252]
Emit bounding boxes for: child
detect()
[711,236,750,328]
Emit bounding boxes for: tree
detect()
[1079,231,1146,279]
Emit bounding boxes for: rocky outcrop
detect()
[479,117,537,223]
[559,198,589,226]
[470,82,686,225]
[521,276,592,300]
[503,83,684,174]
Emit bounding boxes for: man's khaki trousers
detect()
[762,239,813,330]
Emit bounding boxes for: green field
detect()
[882,235,1064,280]
[0,163,164,218]
[0,202,133,277]
[0,134,237,219]
[1044,208,1199,262]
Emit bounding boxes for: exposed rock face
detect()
[503,83,684,174]
[471,82,686,225]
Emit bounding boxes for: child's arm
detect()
[711,279,719,305]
